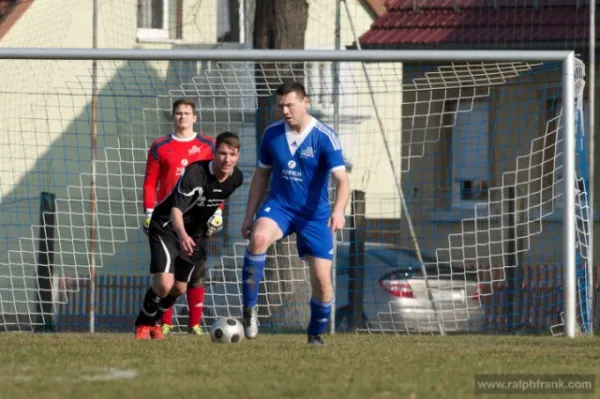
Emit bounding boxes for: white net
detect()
[0,0,591,335]
[0,53,589,336]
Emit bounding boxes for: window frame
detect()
[449,99,491,209]
[137,0,178,41]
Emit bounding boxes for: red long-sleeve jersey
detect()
[143,133,216,211]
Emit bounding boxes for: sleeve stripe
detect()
[315,122,341,151]
[258,161,272,169]
[151,136,172,160]
[329,165,346,173]
[196,136,215,151]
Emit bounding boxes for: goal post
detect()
[0,48,586,338]
[562,52,577,338]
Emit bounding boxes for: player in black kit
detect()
[134,131,244,340]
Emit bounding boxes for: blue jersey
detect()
[258,117,345,221]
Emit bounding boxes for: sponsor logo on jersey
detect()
[300,146,314,158]
[181,159,189,166]
[195,196,223,208]
[282,160,302,182]
[188,145,201,155]
[282,169,302,182]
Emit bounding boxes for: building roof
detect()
[0,0,33,40]
[358,0,592,49]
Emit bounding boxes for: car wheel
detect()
[335,305,368,332]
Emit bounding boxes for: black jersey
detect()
[151,160,243,237]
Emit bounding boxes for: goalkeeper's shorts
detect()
[148,230,207,283]
[256,199,334,261]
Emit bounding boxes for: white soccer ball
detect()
[210,317,244,344]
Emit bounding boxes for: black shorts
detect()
[148,228,207,283]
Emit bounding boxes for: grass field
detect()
[0,333,599,399]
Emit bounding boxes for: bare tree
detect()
[253,0,311,331]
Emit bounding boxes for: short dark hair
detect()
[172,98,196,114]
[275,81,307,98]
[215,131,241,151]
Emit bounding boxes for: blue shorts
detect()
[256,200,334,261]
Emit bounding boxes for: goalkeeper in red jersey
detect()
[142,98,224,336]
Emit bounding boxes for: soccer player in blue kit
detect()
[240,81,350,345]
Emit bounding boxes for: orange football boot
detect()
[135,325,152,340]
[150,325,165,340]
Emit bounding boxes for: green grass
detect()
[0,333,599,399]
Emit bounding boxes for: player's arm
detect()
[244,168,271,220]
[247,131,273,217]
[330,168,349,217]
[324,134,350,232]
[142,144,160,233]
[241,133,272,238]
[171,207,194,254]
[171,166,206,253]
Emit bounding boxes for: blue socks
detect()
[242,249,332,337]
[307,297,332,336]
[242,250,266,309]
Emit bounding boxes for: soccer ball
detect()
[210,317,244,344]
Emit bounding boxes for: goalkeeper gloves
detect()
[206,208,223,237]
[143,209,153,236]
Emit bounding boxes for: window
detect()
[137,1,245,43]
[137,0,179,41]
[217,0,243,42]
[450,100,490,208]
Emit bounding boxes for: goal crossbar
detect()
[0,48,574,62]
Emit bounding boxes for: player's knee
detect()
[249,230,273,253]
[188,278,204,289]
[311,275,332,292]
[186,259,206,288]
[249,218,282,253]
[153,274,173,297]
[311,279,333,303]
[188,268,205,288]
[170,281,187,296]
[307,256,333,301]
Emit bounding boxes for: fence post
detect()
[348,190,366,331]
[35,192,57,332]
[505,185,523,333]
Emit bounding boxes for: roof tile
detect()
[360,1,592,47]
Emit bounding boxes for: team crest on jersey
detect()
[195,193,207,207]
[188,145,201,155]
[300,147,314,158]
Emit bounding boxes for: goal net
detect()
[0,50,589,336]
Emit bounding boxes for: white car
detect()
[334,242,485,334]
